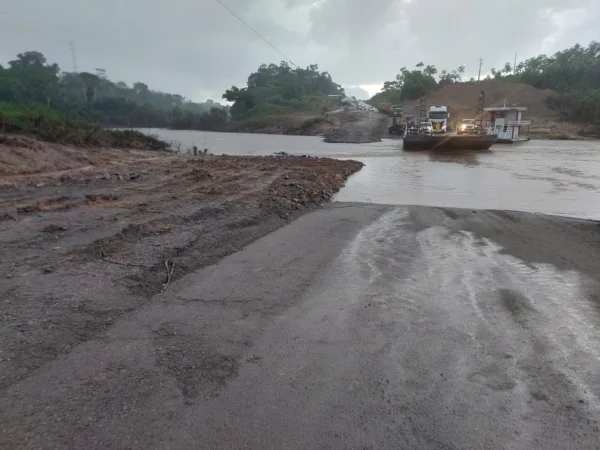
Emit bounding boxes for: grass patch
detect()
[0,102,170,151]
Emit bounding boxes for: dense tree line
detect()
[222,62,344,120]
[377,63,467,103]
[0,52,347,131]
[373,41,600,123]
[513,42,600,123]
[0,51,228,130]
[370,62,470,107]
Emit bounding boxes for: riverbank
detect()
[0,104,170,150]
[527,119,600,140]
[226,110,390,143]
[0,134,363,394]
[2,203,600,448]
[225,113,334,136]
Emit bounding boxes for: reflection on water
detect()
[428,149,491,167]
[147,129,600,220]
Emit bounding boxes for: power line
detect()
[214,0,299,69]
[0,12,74,39]
[0,19,160,73]
[0,20,76,68]
[0,11,72,33]
[0,20,61,41]
[2,5,302,75]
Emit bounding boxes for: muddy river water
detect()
[150,129,600,220]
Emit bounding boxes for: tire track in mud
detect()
[414,220,600,443]
[3,202,600,448]
[343,207,600,446]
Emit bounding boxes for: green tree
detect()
[9,51,58,75]
[424,65,438,77]
[0,49,227,130]
[514,41,600,122]
[379,66,438,101]
[78,72,101,106]
[371,40,600,125]
[222,61,343,120]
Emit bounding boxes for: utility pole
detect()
[69,40,78,73]
[513,52,517,74]
[477,57,483,81]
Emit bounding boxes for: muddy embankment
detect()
[322,111,390,143]
[226,114,335,136]
[0,134,363,391]
[228,110,390,144]
[527,119,600,140]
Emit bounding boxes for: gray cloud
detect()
[345,86,370,99]
[1,0,598,101]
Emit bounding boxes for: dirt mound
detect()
[434,81,558,119]
[402,80,559,121]
[0,134,157,178]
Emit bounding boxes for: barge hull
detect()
[403,134,498,151]
[496,137,531,144]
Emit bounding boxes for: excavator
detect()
[388,105,406,135]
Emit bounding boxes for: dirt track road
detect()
[2,204,600,449]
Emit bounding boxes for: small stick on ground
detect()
[162,260,175,291]
[42,256,75,273]
[101,256,150,268]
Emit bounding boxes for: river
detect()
[147,129,600,220]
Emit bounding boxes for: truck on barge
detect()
[402,93,498,151]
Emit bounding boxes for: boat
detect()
[401,94,498,151]
[403,133,498,151]
[483,101,531,143]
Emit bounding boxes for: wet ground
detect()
[151,130,600,219]
[3,132,600,448]
[2,204,599,449]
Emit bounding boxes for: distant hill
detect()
[425,80,558,120]
[369,41,600,136]
[373,80,559,121]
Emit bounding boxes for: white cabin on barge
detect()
[484,102,531,143]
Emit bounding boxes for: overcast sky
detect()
[1,0,598,101]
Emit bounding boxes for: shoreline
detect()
[178,110,391,144]
[137,121,600,142]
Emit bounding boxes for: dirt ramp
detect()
[0,138,364,393]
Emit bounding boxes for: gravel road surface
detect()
[2,204,600,449]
